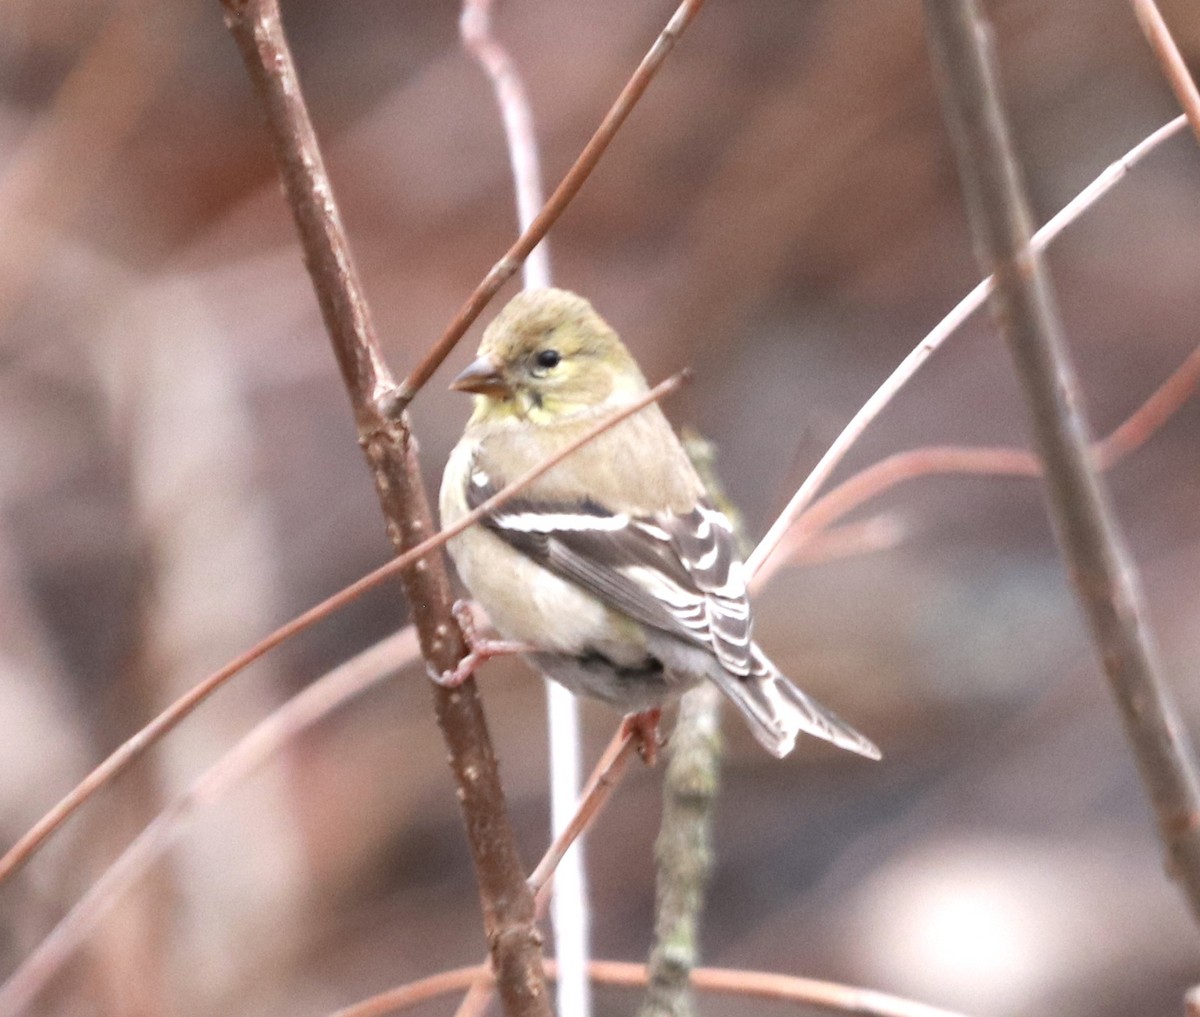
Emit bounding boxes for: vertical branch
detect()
[217,3,551,1014]
[458,3,589,1015]
[637,685,721,1017]
[924,0,1200,928]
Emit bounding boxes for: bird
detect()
[439,287,879,761]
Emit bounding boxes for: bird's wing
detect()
[464,463,756,675]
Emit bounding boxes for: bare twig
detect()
[770,344,1200,564]
[925,0,1200,925]
[0,629,419,1015]
[397,0,705,406]
[335,959,978,1017]
[528,729,638,901]
[1129,0,1200,146]
[219,1,549,1012]
[746,114,1189,584]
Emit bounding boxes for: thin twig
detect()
[528,730,638,900]
[219,1,550,1012]
[925,0,1200,925]
[773,344,1200,563]
[334,959,978,1017]
[1129,0,1200,146]
[0,629,419,1015]
[396,0,705,406]
[746,114,1188,584]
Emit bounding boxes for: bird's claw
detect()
[431,600,536,688]
[621,708,665,766]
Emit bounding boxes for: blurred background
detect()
[1,0,1199,1015]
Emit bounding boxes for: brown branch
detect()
[528,729,638,901]
[925,0,1200,927]
[769,343,1200,564]
[1130,0,1200,146]
[334,960,977,1017]
[0,629,419,1014]
[396,0,706,406]
[745,113,1189,583]
[218,1,549,1012]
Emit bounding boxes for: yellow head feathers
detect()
[451,288,646,423]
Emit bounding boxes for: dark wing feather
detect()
[466,464,756,675]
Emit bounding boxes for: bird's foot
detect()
[621,708,664,766]
[432,600,537,688]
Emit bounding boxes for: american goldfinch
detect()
[439,288,879,760]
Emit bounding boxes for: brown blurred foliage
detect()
[1,1,1198,1015]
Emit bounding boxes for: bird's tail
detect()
[707,646,880,760]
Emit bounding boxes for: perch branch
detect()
[397,0,705,405]
[924,0,1200,924]
[219,1,549,1011]
[636,435,737,1017]
[636,684,721,1017]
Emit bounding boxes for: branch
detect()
[636,685,721,1017]
[218,1,549,1012]
[333,959,979,1017]
[0,629,419,1015]
[925,0,1200,927]
[1129,0,1200,146]
[768,344,1200,565]
[396,0,706,406]
[745,113,1188,584]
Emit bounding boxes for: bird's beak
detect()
[450,353,511,396]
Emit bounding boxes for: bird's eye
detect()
[535,349,561,370]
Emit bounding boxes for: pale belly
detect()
[446,523,649,669]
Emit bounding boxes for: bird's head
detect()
[451,288,646,425]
